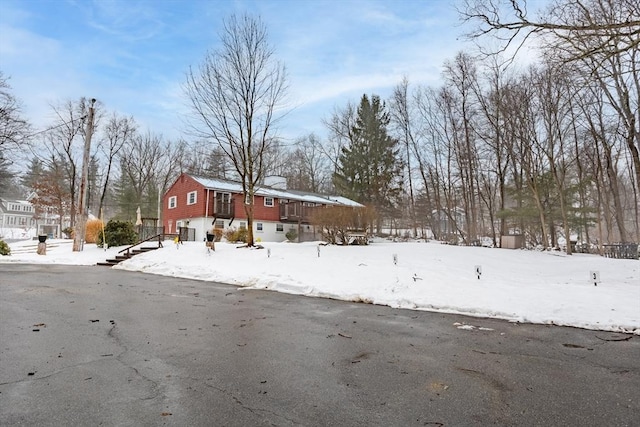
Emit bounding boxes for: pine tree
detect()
[0,153,16,197]
[333,94,404,233]
[113,160,138,221]
[20,158,44,194]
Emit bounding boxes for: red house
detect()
[162,173,363,242]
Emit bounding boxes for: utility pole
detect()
[73,98,96,252]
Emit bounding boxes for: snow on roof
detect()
[0,198,31,205]
[325,196,365,207]
[191,176,244,193]
[190,175,362,207]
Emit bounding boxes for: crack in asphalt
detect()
[0,355,123,386]
[201,379,303,425]
[107,321,163,402]
[1,322,162,405]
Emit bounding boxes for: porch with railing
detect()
[213,201,235,219]
[279,202,318,223]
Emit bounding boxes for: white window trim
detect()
[187,191,197,205]
[264,197,274,207]
[168,196,177,209]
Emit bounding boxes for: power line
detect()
[25,115,88,139]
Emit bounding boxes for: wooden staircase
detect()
[97,246,159,266]
[97,234,165,267]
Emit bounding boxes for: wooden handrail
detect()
[118,233,164,257]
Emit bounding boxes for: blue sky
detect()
[2,0,501,143]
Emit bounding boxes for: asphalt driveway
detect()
[1,264,638,426]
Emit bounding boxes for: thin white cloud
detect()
[1,0,493,144]
[82,0,166,42]
[0,25,60,60]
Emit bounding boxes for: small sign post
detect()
[393,254,398,265]
[590,271,600,286]
[267,248,271,258]
[317,246,320,258]
[475,265,482,280]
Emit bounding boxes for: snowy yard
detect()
[2,238,638,334]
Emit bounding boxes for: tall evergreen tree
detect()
[0,153,15,197]
[113,158,138,221]
[20,157,45,191]
[333,94,404,232]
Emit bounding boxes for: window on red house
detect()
[187,191,197,205]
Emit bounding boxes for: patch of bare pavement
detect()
[1,264,638,426]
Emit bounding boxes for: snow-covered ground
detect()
[0,227,37,241]
[2,238,638,334]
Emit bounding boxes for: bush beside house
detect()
[285,228,297,242]
[311,205,375,245]
[223,227,248,243]
[97,220,137,248]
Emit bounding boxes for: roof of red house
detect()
[190,175,363,207]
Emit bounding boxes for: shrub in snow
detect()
[62,227,74,239]
[311,205,375,245]
[0,239,10,256]
[285,228,297,242]
[85,219,104,244]
[97,220,137,248]
[223,227,248,243]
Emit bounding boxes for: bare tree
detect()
[576,31,640,226]
[533,65,577,253]
[110,129,186,224]
[0,71,30,151]
[322,101,357,177]
[579,84,630,242]
[442,52,482,244]
[36,98,101,228]
[301,134,332,193]
[0,72,31,195]
[413,85,451,241]
[501,71,553,247]
[260,138,289,179]
[118,132,166,212]
[470,57,514,247]
[181,142,233,179]
[279,133,331,193]
[97,113,137,217]
[155,138,190,218]
[390,77,419,237]
[461,0,639,206]
[183,14,288,247]
[460,0,640,61]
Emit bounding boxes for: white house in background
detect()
[162,173,364,243]
[0,196,61,239]
[0,197,37,239]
